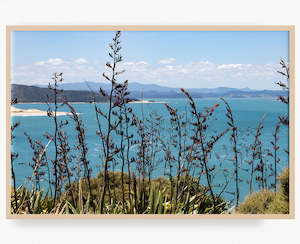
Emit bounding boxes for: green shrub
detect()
[278,168,289,201]
[267,193,289,214]
[267,168,289,214]
[238,168,289,214]
[238,190,276,214]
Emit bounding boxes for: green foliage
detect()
[237,168,289,214]
[237,190,276,214]
[278,168,289,201]
[267,168,289,214]
[11,185,54,214]
[267,193,289,214]
[13,168,287,215]
[11,173,227,214]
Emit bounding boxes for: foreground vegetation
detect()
[11,169,289,214]
[238,168,289,214]
[10,31,290,215]
[11,173,227,214]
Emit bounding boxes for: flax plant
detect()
[164,103,184,207]
[24,133,48,191]
[180,88,231,213]
[97,31,125,213]
[270,115,287,193]
[11,118,20,213]
[64,101,94,211]
[47,72,63,204]
[249,114,265,194]
[56,120,76,207]
[221,98,240,206]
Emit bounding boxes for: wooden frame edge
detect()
[5,25,295,219]
[5,25,295,31]
[5,213,295,220]
[6,26,12,219]
[288,26,295,218]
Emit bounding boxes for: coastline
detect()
[129,100,166,104]
[17,100,167,104]
[11,106,71,117]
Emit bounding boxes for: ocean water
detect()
[11,98,289,203]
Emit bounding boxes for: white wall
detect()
[0,1,298,243]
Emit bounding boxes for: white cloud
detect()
[217,64,252,70]
[158,58,176,64]
[34,61,45,66]
[35,58,64,66]
[123,62,135,65]
[13,58,95,85]
[136,61,148,65]
[12,58,282,90]
[74,58,88,64]
[165,65,174,71]
[123,61,148,66]
[120,61,149,73]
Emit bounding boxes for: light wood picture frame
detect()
[6,25,295,219]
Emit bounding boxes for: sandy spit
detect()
[129,100,166,104]
[11,106,71,117]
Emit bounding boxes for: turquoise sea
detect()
[11,98,289,203]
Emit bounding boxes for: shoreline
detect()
[11,106,72,117]
[129,100,166,104]
[16,100,167,105]
[15,97,278,105]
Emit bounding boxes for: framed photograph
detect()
[6,26,295,219]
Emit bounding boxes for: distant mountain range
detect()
[11,82,287,103]
[36,81,287,99]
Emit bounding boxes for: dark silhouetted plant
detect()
[180,88,231,213]
[97,31,125,213]
[221,98,240,206]
[64,100,94,211]
[47,72,63,204]
[24,133,48,191]
[11,115,20,213]
[249,114,265,194]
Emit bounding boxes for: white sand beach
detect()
[11,106,71,117]
[129,100,166,104]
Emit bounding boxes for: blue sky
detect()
[11,31,289,89]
